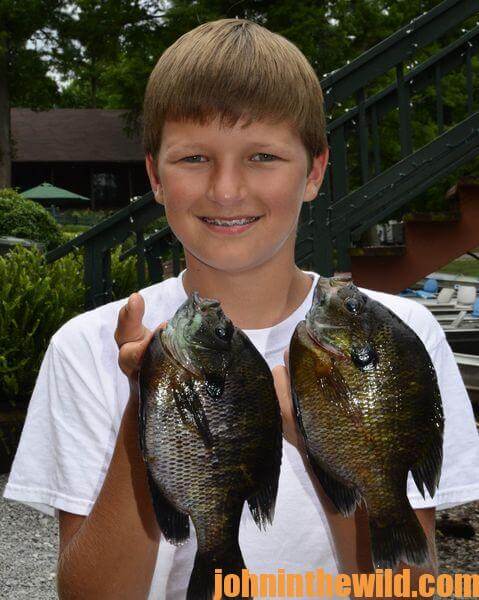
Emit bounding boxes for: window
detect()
[92,172,118,207]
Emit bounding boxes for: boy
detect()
[4,18,479,600]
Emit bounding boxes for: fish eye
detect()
[344,297,361,314]
[215,327,228,340]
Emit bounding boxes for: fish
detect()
[139,291,282,600]
[289,275,444,570]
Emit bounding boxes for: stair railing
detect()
[45,193,175,308]
[313,0,479,274]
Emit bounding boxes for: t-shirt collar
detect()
[176,268,320,355]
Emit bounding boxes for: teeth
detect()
[202,217,258,226]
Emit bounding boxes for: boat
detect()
[399,275,479,412]
[445,332,479,410]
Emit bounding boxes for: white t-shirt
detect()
[4,269,479,600]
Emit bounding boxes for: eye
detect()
[182,155,207,163]
[251,153,278,162]
[215,327,228,340]
[344,297,361,314]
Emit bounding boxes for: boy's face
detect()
[146,115,328,274]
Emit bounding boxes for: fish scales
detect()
[142,335,277,521]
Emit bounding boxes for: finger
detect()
[115,293,147,348]
[272,365,292,413]
[272,364,289,389]
[118,331,155,376]
[118,320,169,377]
[153,320,169,334]
[284,349,290,374]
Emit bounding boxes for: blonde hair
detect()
[143,18,327,173]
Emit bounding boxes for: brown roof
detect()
[11,108,144,163]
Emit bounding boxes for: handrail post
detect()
[314,168,335,276]
[396,62,413,157]
[356,87,369,184]
[330,125,348,202]
[84,240,112,310]
[336,231,352,273]
[135,229,146,289]
[435,63,444,134]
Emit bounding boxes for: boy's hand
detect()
[272,350,305,451]
[114,292,167,397]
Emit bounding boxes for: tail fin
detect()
[187,546,250,600]
[369,509,430,570]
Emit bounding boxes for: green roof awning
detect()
[21,182,90,207]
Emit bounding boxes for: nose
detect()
[206,159,245,207]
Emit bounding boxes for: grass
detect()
[438,258,479,278]
[60,224,90,235]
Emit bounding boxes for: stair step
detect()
[446,177,479,202]
[403,211,461,223]
[349,245,406,257]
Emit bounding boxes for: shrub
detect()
[111,246,139,301]
[0,226,177,406]
[0,246,84,406]
[0,242,161,406]
[0,188,66,250]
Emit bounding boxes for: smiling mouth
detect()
[199,216,261,226]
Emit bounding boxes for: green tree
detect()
[54,1,167,109]
[0,0,65,187]
[72,0,446,133]
[4,0,476,217]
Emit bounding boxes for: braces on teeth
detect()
[203,217,258,226]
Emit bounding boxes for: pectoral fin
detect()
[173,383,214,449]
[308,453,361,517]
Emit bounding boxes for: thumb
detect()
[115,292,147,347]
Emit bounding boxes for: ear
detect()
[303,147,330,203]
[145,153,164,205]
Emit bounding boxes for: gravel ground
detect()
[1,471,478,599]
[0,475,58,599]
[436,502,479,576]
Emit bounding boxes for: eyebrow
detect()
[165,142,286,153]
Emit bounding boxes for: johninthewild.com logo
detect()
[213,568,479,598]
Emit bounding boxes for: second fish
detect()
[289,276,444,571]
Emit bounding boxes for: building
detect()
[11,108,150,210]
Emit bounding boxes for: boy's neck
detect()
[181,254,314,331]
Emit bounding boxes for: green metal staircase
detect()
[46,0,479,309]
